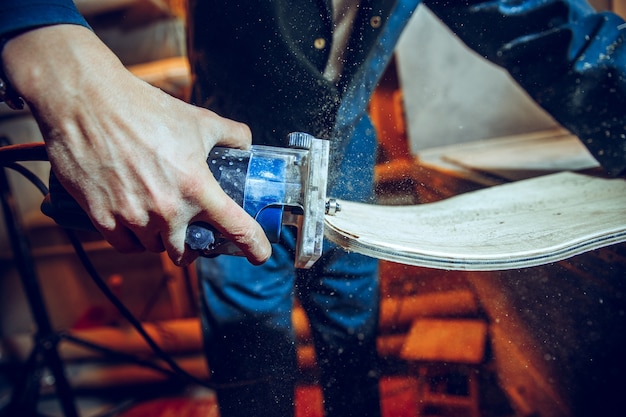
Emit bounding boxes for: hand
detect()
[1,24,272,266]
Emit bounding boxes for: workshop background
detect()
[1,1,625,417]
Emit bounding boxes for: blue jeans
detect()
[196,117,381,417]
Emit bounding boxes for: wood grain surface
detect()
[324,172,626,270]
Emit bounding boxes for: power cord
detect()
[0,141,270,391]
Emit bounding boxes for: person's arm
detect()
[424,0,626,176]
[0,10,271,266]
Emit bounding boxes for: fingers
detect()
[168,180,273,267]
[199,191,273,266]
[88,210,163,255]
[89,172,272,268]
[151,107,270,267]
[97,225,146,254]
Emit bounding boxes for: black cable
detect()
[0,149,213,388]
[5,162,49,195]
[59,332,182,380]
[60,199,272,389]
[1,149,270,389]
[0,142,47,165]
[63,228,216,389]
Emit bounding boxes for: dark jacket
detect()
[187,0,399,146]
[426,0,626,176]
[0,0,88,43]
[187,0,626,175]
[1,0,625,175]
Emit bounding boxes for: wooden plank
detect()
[378,290,479,330]
[417,128,600,182]
[400,319,487,364]
[325,172,626,271]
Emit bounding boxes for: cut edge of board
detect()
[324,225,626,271]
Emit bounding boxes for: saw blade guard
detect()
[204,133,329,268]
[288,134,329,268]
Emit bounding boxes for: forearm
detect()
[424,0,626,176]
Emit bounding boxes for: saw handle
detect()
[40,171,230,255]
[40,167,282,257]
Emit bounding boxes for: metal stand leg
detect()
[0,166,79,417]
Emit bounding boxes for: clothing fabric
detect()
[424,0,626,176]
[323,0,362,82]
[0,0,88,44]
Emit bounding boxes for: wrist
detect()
[0,29,30,110]
[0,73,24,110]
[1,26,73,105]
[1,25,127,116]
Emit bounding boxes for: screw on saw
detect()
[325,199,340,215]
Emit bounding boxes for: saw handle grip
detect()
[40,171,229,255]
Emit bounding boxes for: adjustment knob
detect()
[186,223,216,251]
[288,132,314,149]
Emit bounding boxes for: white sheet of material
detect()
[324,172,626,270]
